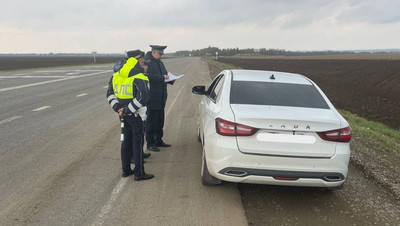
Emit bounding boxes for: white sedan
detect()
[192,70,352,190]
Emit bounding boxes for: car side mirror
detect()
[192,85,206,95]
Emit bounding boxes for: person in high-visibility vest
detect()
[106,49,154,181]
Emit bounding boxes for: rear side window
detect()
[206,74,223,95]
[210,76,225,101]
[230,81,330,109]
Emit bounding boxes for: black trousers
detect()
[146,109,165,146]
[121,115,145,176]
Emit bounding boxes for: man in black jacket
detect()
[145,45,172,152]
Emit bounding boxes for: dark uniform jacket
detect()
[106,58,149,114]
[144,51,169,110]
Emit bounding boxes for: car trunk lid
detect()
[230,104,341,158]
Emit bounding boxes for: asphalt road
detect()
[0,58,247,226]
[0,57,399,226]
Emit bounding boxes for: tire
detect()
[197,127,201,143]
[327,183,344,191]
[201,147,222,186]
[319,183,344,192]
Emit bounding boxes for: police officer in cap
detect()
[106,49,154,181]
[145,45,173,152]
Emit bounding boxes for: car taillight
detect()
[215,118,258,136]
[317,126,352,142]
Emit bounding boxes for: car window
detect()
[230,81,330,109]
[210,75,225,101]
[206,74,223,95]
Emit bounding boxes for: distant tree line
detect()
[174,46,357,57]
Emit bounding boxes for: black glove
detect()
[113,103,123,113]
[123,107,132,116]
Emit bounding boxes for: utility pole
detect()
[92,51,97,63]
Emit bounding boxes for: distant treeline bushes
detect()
[174,46,357,57]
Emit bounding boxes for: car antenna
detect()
[270,74,275,80]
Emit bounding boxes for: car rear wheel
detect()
[318,183,344,192]
[327,183,344,191]
[201,147,221,186]
[197,127,201,143]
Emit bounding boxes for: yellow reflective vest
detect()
[112,57,149,100]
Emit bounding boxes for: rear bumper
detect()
[204,136,350,188]
[218,167,345,181]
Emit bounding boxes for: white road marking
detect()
[36,70,70,73]
[1,75,71,78]
[0,70,110,93]
[0,116,23,126]
[166,86,186,118]
[84,65,111,69]
[91,179,127,226]
[32,106,51,112]
[14,72,37,76]
[35,70,104,73]
[23,75,71,78]
[165,73,190,117]
[103,86,108,89]
[76,93,87,97]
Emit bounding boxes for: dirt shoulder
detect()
[205,57,400,200]
[350,133,400,199]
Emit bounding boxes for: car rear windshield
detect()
[230,81,330,109]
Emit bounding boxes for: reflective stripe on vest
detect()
[112,57,149,100]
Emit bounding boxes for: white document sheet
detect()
[165,72,184,83]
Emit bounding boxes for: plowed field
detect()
[218,58,400,130]
[0,56,122,71]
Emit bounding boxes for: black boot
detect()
[134,173,154,181]
[147,145,160,152]
[122,169,135,178]
[156,141,171,147]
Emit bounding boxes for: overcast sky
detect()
[1,0,399,54]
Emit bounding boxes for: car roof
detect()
[229,70,313,85]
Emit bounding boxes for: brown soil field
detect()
[218,57,400,130]
[234,53,400,60]
[0,56,123,71]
